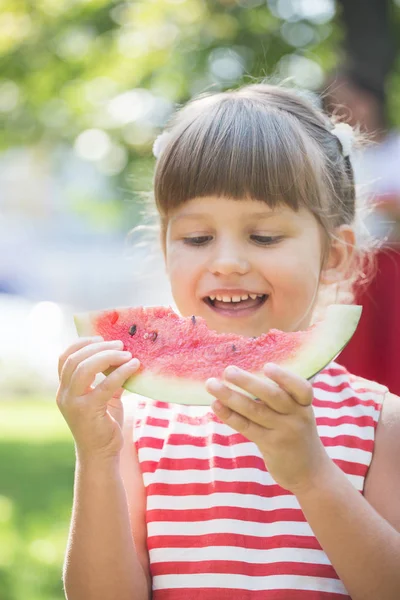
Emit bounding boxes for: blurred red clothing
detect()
[338,245,400,395]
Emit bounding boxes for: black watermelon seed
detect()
[232,344,237,352]
[128,324,137,336]
[150,331,158,342]
[191,315,196,325]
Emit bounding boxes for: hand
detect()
[56,336,140,462]
[205,363,330,495]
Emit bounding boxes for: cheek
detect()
[166,255,185,295]
[165,243,187,274]
[167,244,206,274]
[166,247,198,297]
[165,249,179,274]
[264,245,321,291]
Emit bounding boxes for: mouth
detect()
[203,292,268,315]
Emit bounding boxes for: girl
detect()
[56,84,400,600]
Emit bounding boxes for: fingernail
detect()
[225,366,239,378]
[206,378,220,392]
[128,358,139,367]
[122,351,132,357]
[111,340,123,346]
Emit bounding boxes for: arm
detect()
[295,392,400,600]
[63,455,150,600]
[57,337,151,600]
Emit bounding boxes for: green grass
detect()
[0,399,75,600]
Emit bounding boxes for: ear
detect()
[320,225,356,285]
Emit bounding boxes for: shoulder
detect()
[373,392,400,452]
[379,391,400,422]
[346,369,388,396]
[364,391,400,532]
[373,392,400,456]
[329,364,388,408]
[317,362,387,403]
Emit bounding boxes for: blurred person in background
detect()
[323,0,400,395]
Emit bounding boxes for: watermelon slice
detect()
[73,304,361,406]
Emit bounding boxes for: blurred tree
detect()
[0,0,399,214]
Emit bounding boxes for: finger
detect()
[263,363,313,406]
[68,350,134,397]
[208,394,268,441]
[223,366,295,414]
[206,378,277,429]
[92,358,140,407]
[60,340,124,384]
[58,336,104,379]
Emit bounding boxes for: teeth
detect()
[209,293,266,303]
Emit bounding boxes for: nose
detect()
[209,241,250,276]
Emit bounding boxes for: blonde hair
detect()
[151,82,379,310]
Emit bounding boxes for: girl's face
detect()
[165,196,349,337]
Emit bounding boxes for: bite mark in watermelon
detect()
[73,304,362,405]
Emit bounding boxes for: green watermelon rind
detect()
[74,304,362,406]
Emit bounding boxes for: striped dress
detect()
[132,362,387,599]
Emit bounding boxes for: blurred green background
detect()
[1,1,400,599]
[2,0,400,230]
[0,400,73,600]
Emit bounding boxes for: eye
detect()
[183,235,213,246]
[250,235,282,246]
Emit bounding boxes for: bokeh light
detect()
[208,48,246,83]
[74,128,112,162]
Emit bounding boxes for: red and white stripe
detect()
[132,362,386,599]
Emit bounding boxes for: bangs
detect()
[154,94,325,219]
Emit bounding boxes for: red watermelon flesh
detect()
[74,304,362,405]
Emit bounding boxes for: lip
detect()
[203,289,267,298]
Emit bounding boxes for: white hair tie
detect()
[152,131,172,159]
[331,122,354,158]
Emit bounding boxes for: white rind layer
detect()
[73,304,362,406]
